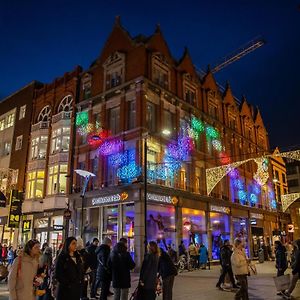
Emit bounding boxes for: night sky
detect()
[1,0,299,149]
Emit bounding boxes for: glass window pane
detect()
[60,164,68,173]
[59,174,66,193]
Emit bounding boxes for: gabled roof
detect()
[223,81,237,107]
[254,108,266,130]
[177,47,198,79]
[272,147,286,166]
[202,66,218,91]
[240,97,254,123]
[146,24,175,65]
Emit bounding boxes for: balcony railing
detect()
[52,111,72,123]
[31,121,50,132]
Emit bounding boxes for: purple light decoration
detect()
[98,139,123,156]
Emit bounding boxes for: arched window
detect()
[37,105,51,122]
[58,95,73,113]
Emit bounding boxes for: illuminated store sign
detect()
[147,193,172,204]
[250,213,263,220]
[210,205,230,214]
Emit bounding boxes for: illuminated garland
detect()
[253,157,269,186]
[76,111,89,127]
[281,193,300,212]
[117,162,142,181]
[98,139,123,156]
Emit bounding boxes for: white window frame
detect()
[15,135,23,151]
[19,105,26,120]
[50,127,70,154]
[47,163,68,195]
[26,170,45,199]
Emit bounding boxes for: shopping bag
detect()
[273,274,290,291]
[248,264,257,275]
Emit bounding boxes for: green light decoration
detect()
[205,125,220,140]
[191,117,205,134]
[76,111,89,127]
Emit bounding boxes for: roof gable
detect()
[223,82,237,107]
[202,67,218,91]
[177,47,198,79]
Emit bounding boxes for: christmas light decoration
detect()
[219,152,231,165]
[206,158,252,195]
[87,129,110,147]
[76,111,89,127]
[205,126,220,140]
[117,162,142,181]
[98,139,123,156]
[191,116,205,136]
[166,135,194,161]
[275,150,300,162]
[212,139,222,152]
[253,157,269,186]
[250,193,258,204]
[281,193,300,212]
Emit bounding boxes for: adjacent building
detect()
[0,81,42,246]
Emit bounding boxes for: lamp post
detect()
[74,169,96,238]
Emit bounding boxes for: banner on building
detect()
[8,190,22,228]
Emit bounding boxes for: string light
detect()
[117,162,142,181]
[281,193,300,212]
[253,157,269,186]
[212,139,222,152]
[205,126,220,140]
[98,139,123,156]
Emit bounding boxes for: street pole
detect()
[144,137,148,255]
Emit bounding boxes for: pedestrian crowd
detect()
[4,236,300,300]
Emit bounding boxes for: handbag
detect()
[129,285,141,300]
[273,274,290,291]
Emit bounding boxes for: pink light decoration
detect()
[219,152,231,165]
[98,139,123,156]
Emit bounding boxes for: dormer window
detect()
[152,53,170,90]
[228,113,236,130]
[103,52,125,91]
[183,73,197,106]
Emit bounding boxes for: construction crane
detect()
[211,36,265,73]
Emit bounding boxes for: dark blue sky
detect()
[1,0,299,149]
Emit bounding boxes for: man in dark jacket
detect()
[92,237,112,300]
[158,248,178,300]
[216,240,238,290]
[274,240,288,297]
[108,241,135,300]
[87,237,99,299]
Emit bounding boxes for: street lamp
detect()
[74,169,96,238]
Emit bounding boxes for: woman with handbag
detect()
[231,239,249,300]
[54,236,84,300]
[8,239,41,300]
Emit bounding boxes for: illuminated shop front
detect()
[210,205,230,260]
[182,208,207,248]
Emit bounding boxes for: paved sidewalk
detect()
[0,261,299,299]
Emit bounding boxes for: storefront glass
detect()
[122,203,134,258]
[147,204,175,250]
[232,217,249,256]
[182,208,207,248]
[210,212,230,260]
[103,205,118,245]
[84,208,99,243]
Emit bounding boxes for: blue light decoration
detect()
[229,168,248,205]
[117,162,142,182]
[267,183,277,209]
[166,135,194,161]
[247,181,261,206]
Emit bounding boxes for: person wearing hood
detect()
[283,239,300,299]
[108,240,135,300]
[87,238,99,299]
[158,247,177,300]
[92,237,112,300]
[38,247,53,300]
[8,239,41,300]
[54,237,83,300]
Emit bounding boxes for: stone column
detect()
[206,210,212,260]
[175,205,183,251]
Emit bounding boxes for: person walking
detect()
[158,247,177,300]
[93,237,112,300]
[216,239,238,289]
[7,246,15,266]
[188,243,198,269]
[138,241,160,300]
[178,241,187,257]
[87,237,99,299]
[8,239,41,300]
[109,240,135,300]
[199,244,208,270]
[38,247,53,300]
[274,240,288,297]
[54,237,83,300]
[283,239,300,299]
[231,239,249,300]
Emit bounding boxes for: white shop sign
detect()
[250,213,263,220]
[210,205,230,214]
[147,193,173,204]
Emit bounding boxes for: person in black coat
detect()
[158,248,177,300]
[108,241,135,300]
[92,237,112,300]
[216,240,238,289]
[87,237,99,299]
[138,241,160,300]
[275,241,287,277]
[54,237,83,300]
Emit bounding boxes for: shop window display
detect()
[147,204,175,250]
[232,217,249,256]
[182,208,207,249]
[210,212,230,260]
[83,208,99,243]
[122,203,135,258]
[103,205,118,245]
